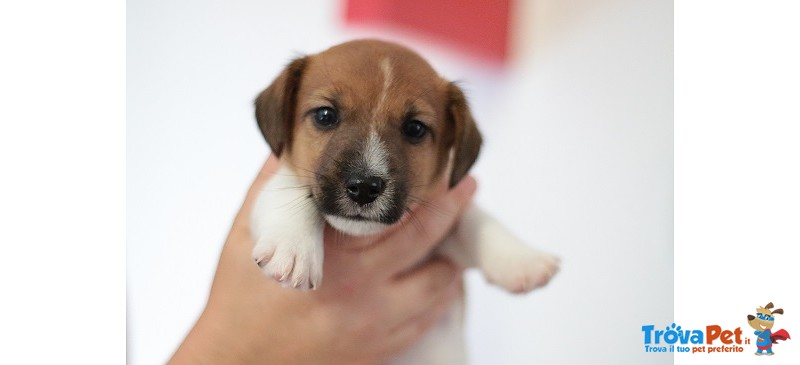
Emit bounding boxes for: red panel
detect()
[345,0,390,21]
[345,0,511,63]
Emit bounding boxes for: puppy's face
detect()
[256,40,481,235]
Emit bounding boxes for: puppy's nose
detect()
[345,175,385,205]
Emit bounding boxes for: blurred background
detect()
[128,0,672,363]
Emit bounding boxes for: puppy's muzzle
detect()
[345,174,386,206]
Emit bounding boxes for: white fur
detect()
[364,130,389,178]
[325,215,388,236]
[251,164,324,290]
[372,58,393,122]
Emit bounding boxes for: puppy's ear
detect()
[772,308,784,315]
[446,83,482,188]
[255,57,308,156]
[766,302,775,309]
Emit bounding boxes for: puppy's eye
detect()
[313,107,338,129]
[401,120,428,143]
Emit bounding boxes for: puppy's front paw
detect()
[250,163,325,290]
[483,248,560,294]
[252,236,323,290]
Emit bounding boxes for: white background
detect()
[6,1,798,365]
[673,1,800,364]
[127,0,671,364]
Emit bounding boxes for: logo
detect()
[746,302,791,356]
[641,323,745,353]
[641,301,792,356]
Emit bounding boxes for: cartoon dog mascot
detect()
[747,302,791,356]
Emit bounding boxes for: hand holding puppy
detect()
[169,155,477,365]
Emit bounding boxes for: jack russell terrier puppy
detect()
[250,39,559,363]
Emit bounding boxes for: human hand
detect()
[169,155,477,365]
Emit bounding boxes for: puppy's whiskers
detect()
[406,194,449,217]
[276,193,311,210]
[317,150,345,167]
[285,162,325,178]
[284,195,318,218]
[402,206,426,235]
[270,172,317,181]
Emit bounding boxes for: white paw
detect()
[483,249,560,294]
[250,163,325,290]
[252,236,323,290]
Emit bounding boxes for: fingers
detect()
[385,257,459,329]
[366,176,477,274]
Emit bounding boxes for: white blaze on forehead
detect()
[364,130,389,176]
[372,58,393,123]
[380,57,393,95]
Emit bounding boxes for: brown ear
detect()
[446,83,482,188]
[772,308,784,315]
[254,57,308,156]
[765,302,775,309]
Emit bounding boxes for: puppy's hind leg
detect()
[251,162,324,290]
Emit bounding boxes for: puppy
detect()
[250,39,559,363]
